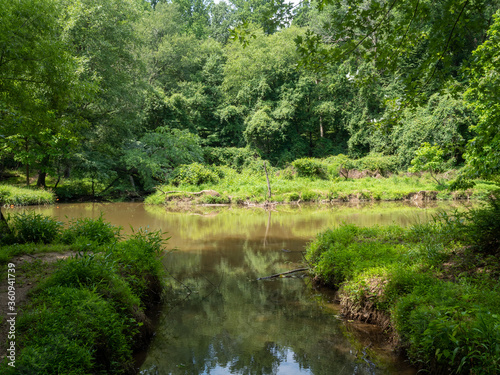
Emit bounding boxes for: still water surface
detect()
[8,201,468,375]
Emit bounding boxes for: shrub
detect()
[108,228,166,303]
[60,215,121,247]
[356,153,398,175]
[53,179,101,200]
[286,192,300,202]
[461,192,500,254]
[203,147,258,172]
[11,212,62,244]
[14,287,133,375]
[172,163,220,186]
[291,158,328,179]
[301,190,318,202]
[323,154,354,178]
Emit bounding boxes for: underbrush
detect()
[146,172,443,205]
[146,154,498,205]
[0,214,167,374]
[306,194,500,374]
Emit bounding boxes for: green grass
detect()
[0,215,166,374]
[0,185,55,206]
[305,199,500,374]
[146,167,449,205]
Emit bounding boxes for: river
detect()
[7,201,470,375]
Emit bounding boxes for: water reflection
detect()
[141,242,385,375]
[7,201,470,374]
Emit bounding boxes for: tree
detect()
[230,0,294,35]
[123,127,203,189]
[60,0,147,186]
[0,0,85,187]
[244,106,286,158]
[295,0,500,101]
[409,142,448,185]
[464,10,500,180]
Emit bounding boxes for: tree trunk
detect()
[263,161,272,198]
[37,171,47,188]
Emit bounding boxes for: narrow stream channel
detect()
[8,201,470,374]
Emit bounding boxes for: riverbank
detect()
[0,214,166,374]
[145,166,499,206]
[305,195,500,374]
[2,169,499,207]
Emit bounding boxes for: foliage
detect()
[409,143,448,185]
[203,147,259,172]
[172,162,221,186]
[1,216,166,374]
[306,203,500,374]
[439,192,500,255]
[291,158,327,179]
[1,0,499,198]
[392,93,473,168]
[10,212,62,244]
[464,10,500,179]
[12,286,132,374]
[0,185,55,206]
[60,215,121,248]
[123,127,204,189]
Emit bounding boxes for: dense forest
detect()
[1,0,499,194]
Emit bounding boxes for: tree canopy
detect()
[1,0,499,190]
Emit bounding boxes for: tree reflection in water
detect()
[139,240,396,375]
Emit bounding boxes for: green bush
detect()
[203,147,258,172]
[44,254,141,311]
[14,287,133,375]
[109,228,166,302]
[301,190,319,202]
[393,285,500,374]
[286,192,300,202]
[356,153,398,174]
[60,215,121,247]
[11,212,62,244]
[435,192,500,254]
[462,193,500,254]
[172,162,220,186]
[53,179,101,200]
[291,158,328,179]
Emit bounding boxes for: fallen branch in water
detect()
[257,268,309,280]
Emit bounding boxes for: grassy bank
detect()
[145,163,499,206]
[0,213,166,374]
[306,196,500,374]
[0,185,55,206]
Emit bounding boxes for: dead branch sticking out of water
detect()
[257,268,309,280]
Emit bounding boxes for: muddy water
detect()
[7,201,469,374]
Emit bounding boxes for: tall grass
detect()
[0,185,55,206]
